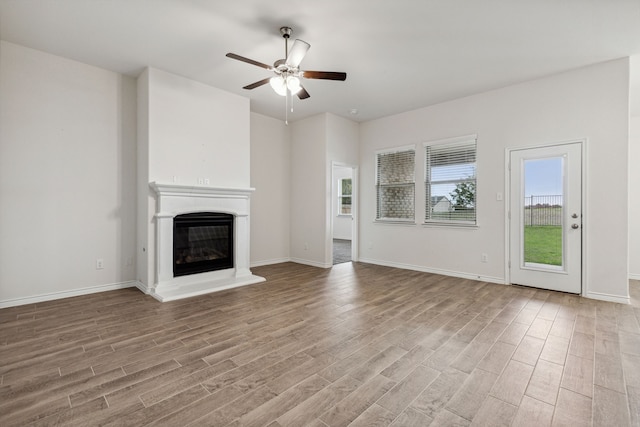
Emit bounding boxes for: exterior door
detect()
[509,143,582,293]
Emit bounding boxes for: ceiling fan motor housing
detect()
[280,26,292,38]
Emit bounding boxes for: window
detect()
[338,178,352,215]
[425,136,477,224]
[376,147,415,221]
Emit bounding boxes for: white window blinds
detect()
[425,138,477,224]
[376,148,415,221]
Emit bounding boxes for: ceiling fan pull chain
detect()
[290,88,294,113]
[285,89,289,125]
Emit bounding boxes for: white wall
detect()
[327,113,360,166]
[137,67,251,289]
[250,112,291,266]
[630,115,640,280]
[0,41,137,306]
[289,113,359,267]
[1,40,632,306]
[629,54,640,280]
[327,113,360,244]
[359,58,630,302]
[146,68,250,187]
[290,114,328,267]
[136,69,151,286]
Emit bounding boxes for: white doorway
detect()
[508,142,583,293]
[332,163,357,264]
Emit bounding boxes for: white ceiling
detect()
[1,0,640,122]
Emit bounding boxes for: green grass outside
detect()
[524,226,562,266]
[430,210,476,221]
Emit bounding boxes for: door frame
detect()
[330,162,359,264]
[504,139,587,296]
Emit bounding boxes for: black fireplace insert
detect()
[173,212,234,277]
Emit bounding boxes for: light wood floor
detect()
[1,262,639,426]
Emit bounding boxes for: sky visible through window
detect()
[431,157,564,202]
[524,157,563,199]
[430,163,475,199]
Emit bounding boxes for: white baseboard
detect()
[357,257,506,285]
[250,257,292,268]
[134,281,152,295]
[0,281,139,309]
[629,273,640,281]
[586,291,630,305]
[290,257,333,269]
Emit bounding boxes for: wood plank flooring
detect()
[1,262,639,426]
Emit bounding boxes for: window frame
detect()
[423,135,477,226]
[337,177,353,216]
[374,145,416,223]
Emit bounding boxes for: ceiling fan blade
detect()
[243,77,271,90]
[226,53,273,70]
[301,70,347,81]
[286,39,310,67]
[297,86,310,100]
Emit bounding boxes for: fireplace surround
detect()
[148,182,265,302]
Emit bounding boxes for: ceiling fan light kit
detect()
[226,26,347,123]
[269,75,302,96]
[269,76,286,96]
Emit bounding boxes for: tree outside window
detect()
[450,180,476,210]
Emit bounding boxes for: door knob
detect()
[571,224,580,229]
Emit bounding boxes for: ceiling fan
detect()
[226,26,347,101]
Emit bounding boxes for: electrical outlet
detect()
[304,243,308,250]
[481,253,488,263]
[197,178,204,185]
[96,258,104,269]
[204,178,210,185]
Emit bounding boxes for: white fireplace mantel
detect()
[148,182,265,302]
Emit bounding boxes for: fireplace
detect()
[148,182,265,302]
[173,212,234,277]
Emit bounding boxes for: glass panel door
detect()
[523,157,564,270]
[509,142,582,294]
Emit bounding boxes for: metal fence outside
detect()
[524,195,562,226]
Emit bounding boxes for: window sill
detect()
[421,221,478,229]
[374,219,417,226]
